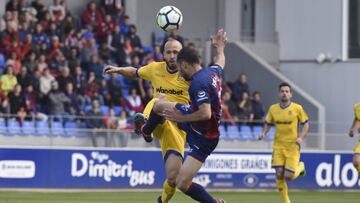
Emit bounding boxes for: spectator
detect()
[31,0,47,21]
[49,0,66,22]
[48,81,71,124]
[73,66,87,95]
[108,25,125,52]
[98,41,112,64]
[37,54,48,73]
[48,50,67,72]
[61,15,76,40]
[32,23,49,47]
[0,65,18,95]
[23,51,38,74]
[152,45,163,61]
[39,11,52,31]
[232,73,250,103]
[251,91,265,125]
[80,38,98,65]
[127,24,142,52]
[39,68,55,96]
[107,73,123,105]
[100,79,112,106]
[24,84,47,121]
[6,51,22,74]
[6,0,21,13]
[119,15,130,35]
[17,66,33,89]
[56,67,73,92]
[64,29,81,48]
[67,47,80,74]
[85,99,105,147]
[82,1,103,29]
[18,21,31,41]
[46,22,61,39]
[125,88,143,115]
[8,84,27,124]
[64,82,82,117]
[87,54,103,78]
[97,14,115,42]
[102,0,123,16]
[21,34,38,60]
[116,110,130,147]
[221,91,237,126]
[238,91,254,124]
[47,36,63,60]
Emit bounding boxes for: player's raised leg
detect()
[353,143,360,172]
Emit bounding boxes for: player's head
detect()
[279,82,292,103]
[163,39,183,71]
[177,47,200,80]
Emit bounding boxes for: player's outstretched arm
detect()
[211,29,227,69]
[103,65,138,78]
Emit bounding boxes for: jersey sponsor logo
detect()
[155,86,184,95]
[275,121,292,125]
[288,111,292,115]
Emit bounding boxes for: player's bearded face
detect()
[164,48,180,71]
[178,61,191,80]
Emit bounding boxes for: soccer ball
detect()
[156,6,183,32]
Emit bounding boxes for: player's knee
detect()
[152,99,161,113]
[284,173,295,180]
[176,176,191,192]
[276,171,284,180]
[167,172,177,187]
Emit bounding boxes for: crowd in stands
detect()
[0,0,267,143]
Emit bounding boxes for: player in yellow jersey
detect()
[259,82,309,203]
[348,102,360,173]
[104,39,188,203]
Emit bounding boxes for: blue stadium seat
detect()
[22,121,36,136]
[265,127,275,141]
[84,105,92,113]
[36,121,50,136]
[51,121,66,136]
[252,126,263,140]
[65,121,79,137]
[240,126,252,140]
[0,120,7,135]
[100,105,109,116]
[219,124,227,139]
[114,106,123,116]
[8,120,21,135]
[227,125,240,140]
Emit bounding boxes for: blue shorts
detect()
[175,103,219,162]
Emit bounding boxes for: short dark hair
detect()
[177,47,200,65]
[279,82,292,91]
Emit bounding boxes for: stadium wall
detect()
[1,147,359,190]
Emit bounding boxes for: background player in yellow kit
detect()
[348,102,360,173]
[103,39,188,203]
[259,82,309,203]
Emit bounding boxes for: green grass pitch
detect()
[0,191,358,203]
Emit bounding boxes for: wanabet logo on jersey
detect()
[0,160,35,178]
[71,152,155,187]
[155,86,183,95]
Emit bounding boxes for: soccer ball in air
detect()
[156,6,183,32]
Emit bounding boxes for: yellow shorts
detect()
[272,142,300,173]
[354,142,360,154]
[143,99,186,159]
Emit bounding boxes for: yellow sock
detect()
[161,180,176,203]
[276,179,291,203]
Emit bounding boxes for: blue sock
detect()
[142,110,163,135]
[185,182,216,203]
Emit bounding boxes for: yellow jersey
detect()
[265,102,309,146]
[354,103,360,122]
[137,61,189,104]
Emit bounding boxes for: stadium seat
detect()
[252,126,263,140]
[84,105,92,113]
[114,106,123,116]
[51,121,66,136]
[227,125,240,140]
[8,120,21,136]
[64,121,78,137]
[0,120,7,135]
[265,127,275,141]
[240,126,252,141]
[22,121,36,136]
[100,105,109,116]
[219,124,227,139]
[36,121,50,136]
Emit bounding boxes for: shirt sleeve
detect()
[265,107,274,124]
[191,84,210,107]
[298,105,309,124]
[209,64,223,77]
[137,62,155,81]
[354,105,360,121]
